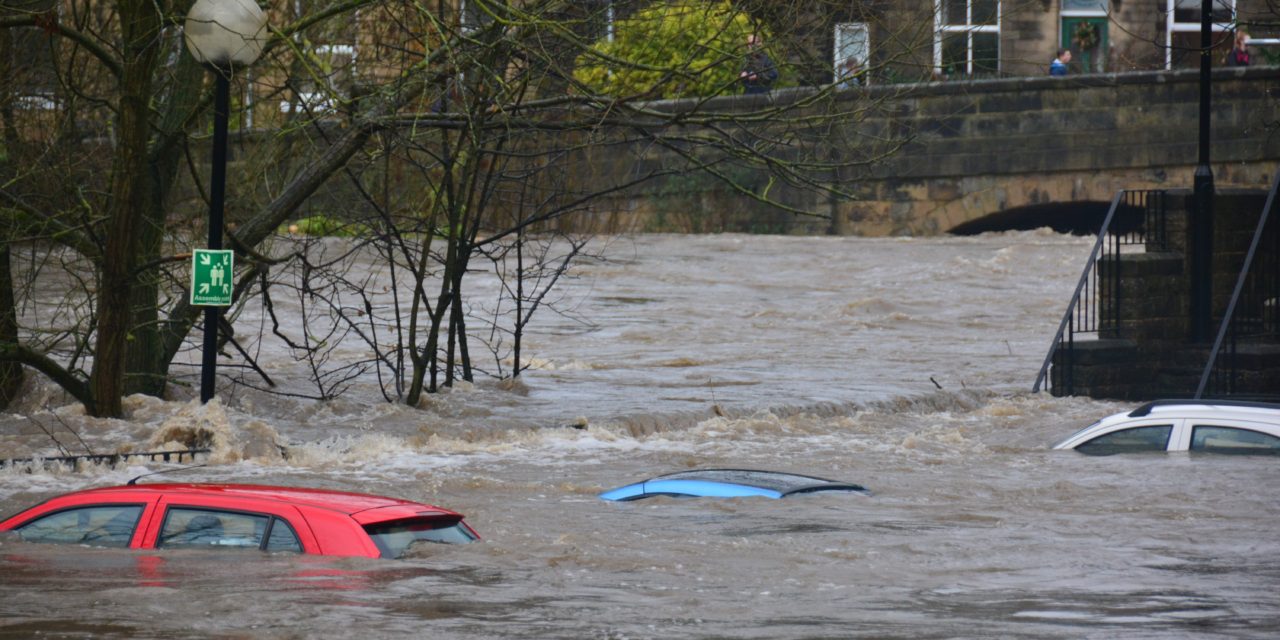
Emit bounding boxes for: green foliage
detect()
[283,215,370,238]
[282,213,461,240]
[573,0,773,99]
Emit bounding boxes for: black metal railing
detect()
[1033,189,1168,394]
[1196,171,1280,398]
[0,448,210,472]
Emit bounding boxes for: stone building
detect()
[540,2,1280,85]
[7,2,1276,100]
[3,1,1276,126]
[822,1,1277,82]
[528,1,1279,84]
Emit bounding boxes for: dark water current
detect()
[1,233,1277,639]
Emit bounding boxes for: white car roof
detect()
[1055,399,1280,450]
[1120,399,1280,423]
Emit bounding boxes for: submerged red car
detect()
[0,483,478,559]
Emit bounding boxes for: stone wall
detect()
[830,66,1280,235]
[999,2,1058,77]
[207,67,1280,238]
[584,66,1280,236]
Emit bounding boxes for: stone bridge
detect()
[604,66,1280,236]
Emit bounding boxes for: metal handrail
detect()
[1033,190,1124,393]
[1195,170,1280,398]
[0,448,210,470]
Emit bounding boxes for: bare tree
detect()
[1,0,922,416]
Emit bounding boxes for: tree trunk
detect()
[512,226,524,378]
[452,245,473,383]
[126,39,208,398]
[123,187,166,397]
[402,206,440,406]
[0,26,23,409]
[0,242,21,409]
[88,0,162,417]
[426,290,450,393]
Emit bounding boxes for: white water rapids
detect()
[1,232,1277,639]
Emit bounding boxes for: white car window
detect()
[1190,425,1280,455]
[1076,425,1173,455]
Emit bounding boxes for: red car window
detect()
[148,495,317,554]
[363,516,478,559]
[14,504,144,548]
[158,507,302,553]
[265,518,303,553]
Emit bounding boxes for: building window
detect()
[460,0,496,34]
[1061,0,1108,14]
[834,23,869,85]
[1164,0,1235,69]
[279,44,357,117]
[935,0,1000,77]
[8,29,58,109]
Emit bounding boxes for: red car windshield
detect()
[362,516,477,559]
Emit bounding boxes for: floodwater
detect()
[2,232,1278,639]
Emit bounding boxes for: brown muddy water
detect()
[1,233,1277,639]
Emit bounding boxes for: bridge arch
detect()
[948,201,1118,235]
[836,167,1183,236]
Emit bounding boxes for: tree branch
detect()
[0,15,122,80]
[0,343,94,412]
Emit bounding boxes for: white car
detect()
[1054,400,1280,455]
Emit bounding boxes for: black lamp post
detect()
[183,0,267,403]
[1190,0,1216,341]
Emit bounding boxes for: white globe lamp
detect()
[184,0,268,72]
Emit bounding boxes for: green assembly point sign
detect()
[190,249,234,306]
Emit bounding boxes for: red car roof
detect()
[65,483,455,517]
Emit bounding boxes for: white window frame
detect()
[278,44,358,116]
[16,94,59,111]
[606,0,615,43]
[460,0,494,35]
[834,22,870,85]
[1164,0,1236,69]
[934,0,1001,76]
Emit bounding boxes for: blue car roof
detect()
[599,469,869,501]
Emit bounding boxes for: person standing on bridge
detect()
[1050,48,1071,76]
[836,56,862,89]
[1225,31,1250,67]
[740,34,778,94]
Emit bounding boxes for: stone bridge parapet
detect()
[602,67,1280,236]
